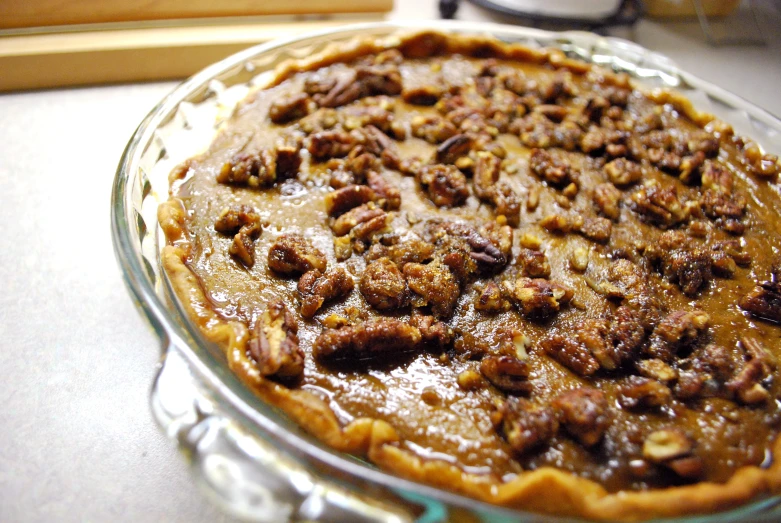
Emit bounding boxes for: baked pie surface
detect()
[159,31,781,519]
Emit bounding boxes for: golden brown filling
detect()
[165,35,781,494]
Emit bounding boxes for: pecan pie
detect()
[158,31,781,519]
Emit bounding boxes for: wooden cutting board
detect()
[0,18,386,92]
[0,0,392,92]
[0,0,392,28]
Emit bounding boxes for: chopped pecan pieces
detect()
[214,205,262,266]
[214,204,261,235]
[402,84,443,106]
[365,234,435,268]
[416,164,470,207]
[739,280,781,323]
[542,334,599,377]
[552,387,610,447]
[312,319,423,361]
[308,129,360,161]
[330,203,385,236]
[642,428,703,479]
[636,358,678,383]
[298,266,354,318]
[355,63,403,97]
[248,300,304,378]
[617,376,672,409]
[518,248,551,278]
[436,134,474,164]
[411,114,458,144]
[473,151,501,199]
[576,216,613,244]
[501,397,559,455]
[409,313,453,348]
[366,171,401,210]
[529,148,576,186]
[647,230,713,296]
[269,92,310,124]
[628,181,688,228]
[218,143,301,187]
[604,158,642,186]
[647,310,710,361]
[404,260,460,318]
[267,234,327,275]
[643,428,694,463]
[324,185,377,216]
[593,182,622,220]
[475,281,507,311]
[508,278,574,320]
[480,354,532,394]
[360,257,410,311]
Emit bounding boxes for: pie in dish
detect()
[158,30,781,520]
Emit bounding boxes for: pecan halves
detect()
[248,300,304,378]
[267,234,328,275]
[324,185,377,217]
[416,164,470,208]
[507,278,574,320]
[312,319,423,361]
[739,280,781,323]
[480,354,532,394]
[360,257,410,311]
[269,92,311,124]
[552,387,610,447]
[298,266,354,318]
[500,397,560,455]
[403,259,461,318]
[214,204,262,267]
[436,134,474,165]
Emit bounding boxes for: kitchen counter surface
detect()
[1,1,779,521]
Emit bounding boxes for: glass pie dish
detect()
[111,20,781,522]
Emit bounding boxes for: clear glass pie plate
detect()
[110,20,781,522]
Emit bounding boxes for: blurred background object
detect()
[0,0,393,91]
[0,0,776,94]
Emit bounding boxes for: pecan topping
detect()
[411,114,458,144]
[739,280,781,323]
[500,397,559,455]
[248,300,304,378]
[214,205,262,267]
[552,387,610,447]
[628,181,688,228]
[269,92,310,124]
[518,248,551,278]
[267,234,327,275]
[646,230,713,296]
[404,259,460,318]
[436,134,474,165]
[475,281,507,312]
[617,376,672,409]
[410,313,453,348]
[529,148,576,186]
[330,203,385,236]
[360,257,410,311]
[604,158,642,186]
[542,334,599,377]
[508,278,574,320]
[593,182,622,220]
[312,319,423,361]
[647,310,710,361]
[324,185,377,217]
[416,164,470,207]
[298,266,354,318]
[480,354,532,394]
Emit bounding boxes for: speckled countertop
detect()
[1,1,779,521]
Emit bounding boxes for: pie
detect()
[158,30,781,520]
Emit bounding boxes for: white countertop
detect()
[1,1,780,521]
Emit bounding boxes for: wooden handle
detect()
[0,18,385,91]
[0,0,393,29]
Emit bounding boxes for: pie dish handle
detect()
[150,341,414,523]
